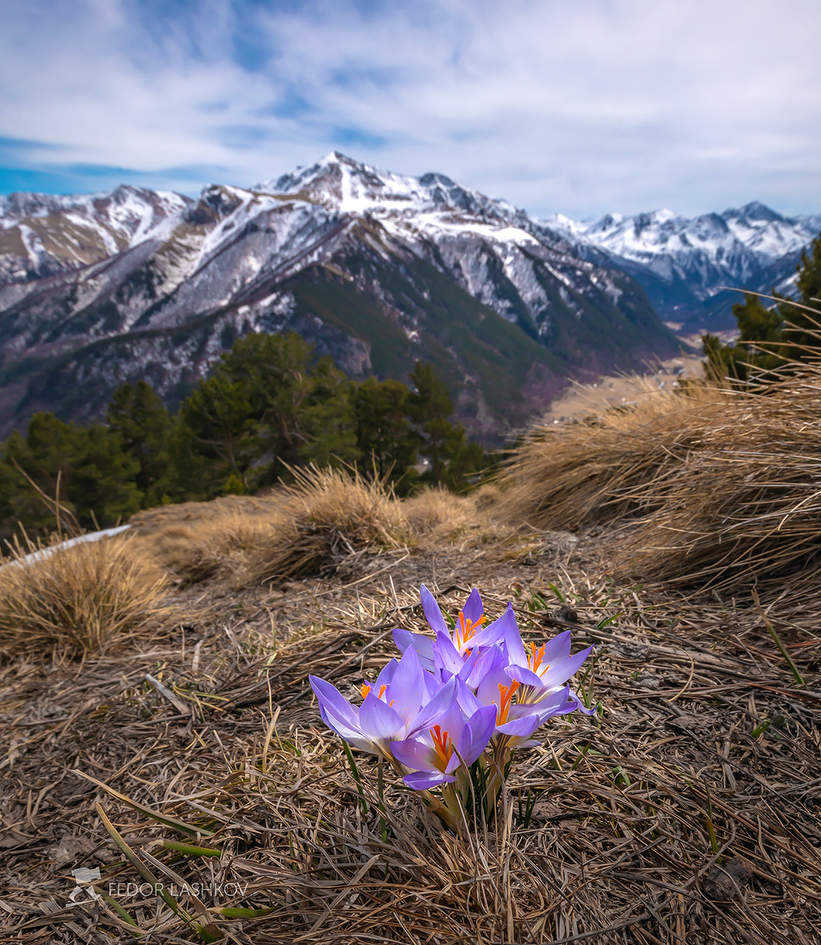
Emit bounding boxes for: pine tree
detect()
[106,380,174,505]
[406,362,484,490]
[299,357,360,470]
[70,424,142,525]
[180,372,256,493]
[353,378,418,487]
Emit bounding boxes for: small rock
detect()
[702,857,753,901]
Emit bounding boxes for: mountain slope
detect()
[0,153,679,440]
[0,186,191,286]
[551,202,821,332]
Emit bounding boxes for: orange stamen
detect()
[497,679,521,724]
[361,682,391,704]
[528,642,549,674]
[430,724,453,769]
[455,611,486,649]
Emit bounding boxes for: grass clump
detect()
[402,486,478,540]
[496,383,727,531]
[140,509,280,585]
[241,466,411,586]
[0,535,170,659]
[618,364,821,591]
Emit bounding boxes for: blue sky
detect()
[1,0,819,218]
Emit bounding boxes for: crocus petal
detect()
[569,688,598,715]
[317,703,365,744]
[407,677,458,736]
[462,588,483,624]
[455,646,481,684]
[387,646,426,724]
[453,704,498,768]
[496,713,544,737]
[473,645,511,703]
[433,630,464,677]
[505,664,545,688]
[544,630,572,663]
[422,669,442,701]
[455,677,481,716]
[390,736,440,772]
[537,646,594,688]
[309,676,359,730]
[310,677,372,746]
[404,770,456,790]
[472,602,519,651]
[420,584,448,633]
[360,693,404,740]
[374,658,398,690]
[393,628,435,670]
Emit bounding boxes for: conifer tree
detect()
[106,380,174,505]
[353,378,418,487]
[406,362,484,490]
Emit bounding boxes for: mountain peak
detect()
[253,151,511,221]
[723,200,782,223]
[317,149,359,167]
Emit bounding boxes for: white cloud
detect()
[0,0,819,216]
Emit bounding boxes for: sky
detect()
[1,0,819,219]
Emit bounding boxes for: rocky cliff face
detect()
[0,152,679,440]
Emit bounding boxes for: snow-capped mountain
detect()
[550,202,821,331]
[0,153,679,440]
[0,185,191,286]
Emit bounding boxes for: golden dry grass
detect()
[618,365,821,591]
[140,510,282,584]
[401,486,478,540]
[496,382,729,531]
[239,466,412,586]
[136,473,493,589]
[498,359,821,596]
[0,535,171,659]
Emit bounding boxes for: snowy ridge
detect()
[0,185,191,285]
[548,201,820,328]
[0,151,680,439]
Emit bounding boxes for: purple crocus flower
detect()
[309,644,432,756]
[500,621,595,713]
[390,680,498,789]
[394,585,513,671]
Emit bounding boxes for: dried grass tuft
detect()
[240,466,412,585]
[617,364,821,591]
[402,486,478,540]
[142,513,281,584]
[0,535,171,659]
[495,383,728,531]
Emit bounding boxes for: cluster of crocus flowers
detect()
[309,586,595,827]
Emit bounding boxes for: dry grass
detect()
[0,535,171,659]
[496,383,729,531]
[497,362,821,599]
[140,512,282,584]
[402,486,478,540]
[617,365,821,592]
[240,466,412,586]
[1,563,817,944]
